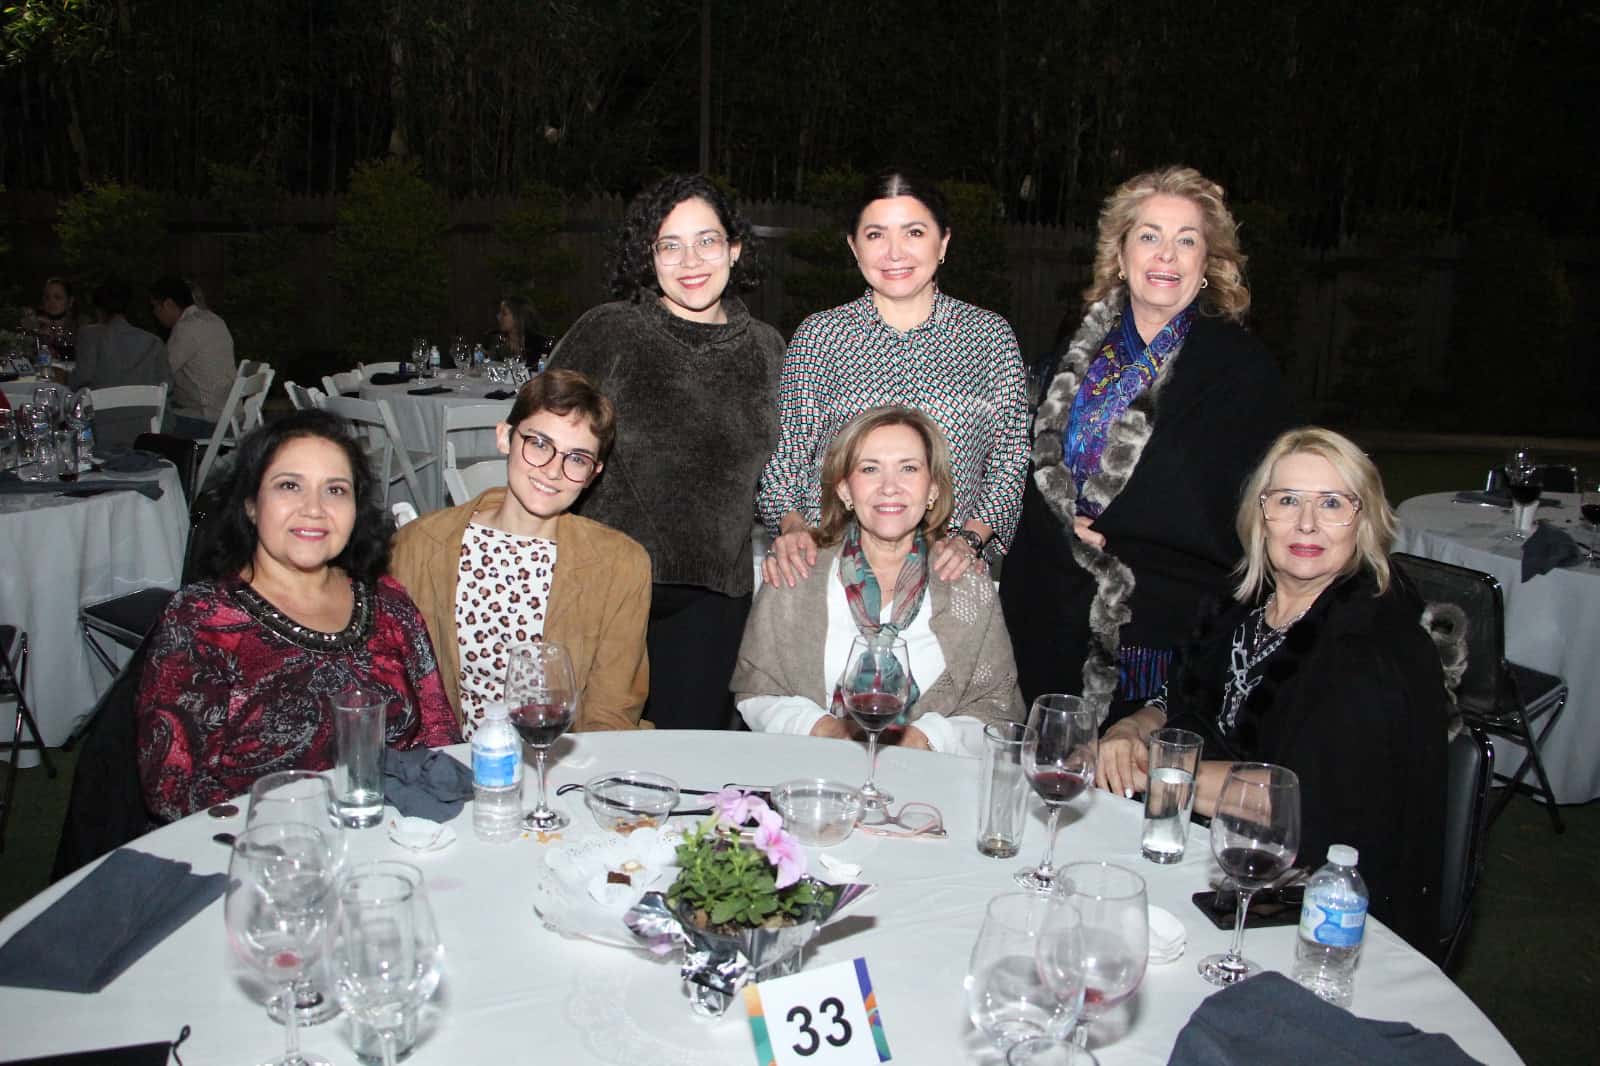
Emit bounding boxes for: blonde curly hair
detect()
[1083,166,1250,321]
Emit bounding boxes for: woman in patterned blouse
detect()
[136,410,461,822]
[758,169,1029,589]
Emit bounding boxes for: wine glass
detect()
[1049,863,1148,1049]
[1579,478,1600,566]
[505,641,577,830]
[1007,1039,1101,1065]
[329,871,438,1066]
[1014,695,1098,892]
[1198,762,1301,986]
[964,893,1083,1051]
[839,634,914,812]
[247,770,349,1027]
[225,822,337,1066]
[338,862,443,1064]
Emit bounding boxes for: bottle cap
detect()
[1327,844,1359,866]
[482,699,510,720]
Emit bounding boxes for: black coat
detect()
[1164,572,1448,952]
[1001,316,1292,704]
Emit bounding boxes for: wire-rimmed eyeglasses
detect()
[653,232,729,266]
[1258,489,1361,527]
[517,431,598,483]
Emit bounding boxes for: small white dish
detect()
[818,853,862,882]
[387,816,456,853]
[1148,904,1186,963]
[532,827,683,948]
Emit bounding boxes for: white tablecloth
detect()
[357,378,514,513]
[0,731,1521,1065]
[1397,491,1600,804]
[0,463,187,745]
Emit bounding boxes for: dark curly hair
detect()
[199,410,392,586]
[607,174,760,300]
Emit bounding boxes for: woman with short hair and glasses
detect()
[1095,426,1447,950]
[389,369,651,737]
[546,174,785,730]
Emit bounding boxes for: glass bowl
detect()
[772,779,864,847]
[583,771,680,834]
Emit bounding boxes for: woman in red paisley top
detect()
[136,410,460,822]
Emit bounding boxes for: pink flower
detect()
[712,787,768,828]
[753,808,807,889]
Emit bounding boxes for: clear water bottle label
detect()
[1299,899,1367,947]
[473,749,519,788]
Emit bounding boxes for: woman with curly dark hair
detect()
[135,410,460,821]
[547,174,784,729]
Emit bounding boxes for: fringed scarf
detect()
[828,521,928,718]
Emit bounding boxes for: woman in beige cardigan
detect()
[732,407,1023,756]
[389,370,651,737]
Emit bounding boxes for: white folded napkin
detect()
[1148,904,1186,963]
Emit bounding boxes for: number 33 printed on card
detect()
[743,957,892,1065]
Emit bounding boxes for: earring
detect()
[938,256,946,265]
[1117,270,1126,281]
[1200,277,1209,289]
[845,500,854,512]
[927,496,936,507]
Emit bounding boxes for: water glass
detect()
[16,404,56,481]
[0,409,17,471]
[331,687,389,828]
[1140,728,1203,863]
[978,721,1031,858]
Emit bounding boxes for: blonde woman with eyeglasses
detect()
[546,175,785,730]
[1094,426,1448,951]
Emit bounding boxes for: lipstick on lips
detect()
[1287,543,1324,557]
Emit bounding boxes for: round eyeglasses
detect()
[1258,490,1361,527]
[652,232,728,266]
[517,431,598,483]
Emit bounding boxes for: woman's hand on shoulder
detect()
[930,534,981,582]
[763,520,818,588]
[808,715,852,740]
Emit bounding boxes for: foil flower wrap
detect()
[624,880,872,1017]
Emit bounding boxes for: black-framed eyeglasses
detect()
[652,232,728,266]
[1258,489,1361,527]
[517,431,598,483]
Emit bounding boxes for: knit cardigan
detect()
[547,294,785,598]
[731,546,1025,728]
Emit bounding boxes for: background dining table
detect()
[357,375,514,512]
[1396,491,1600,804]
[0,730,1522,1065]
[0,460,187,749]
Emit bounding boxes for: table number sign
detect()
[743,957,891,1065]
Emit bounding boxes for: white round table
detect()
[0,731,1521,1064]
[357,377,515,512]
[1397,491,1600,803]
[0,462,187,745]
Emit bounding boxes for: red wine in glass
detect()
[1217,845,1293,889]
[1580,504,1600,525]
[509,700,573,748]
[845,691,904,732]
[1508,482,1542,506]
[1027,766,1093,806]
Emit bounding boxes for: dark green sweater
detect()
[547,294,784,597]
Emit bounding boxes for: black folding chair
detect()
[1437,726,1493,971]
[1,625,59,852]
[1393,553,1568,833]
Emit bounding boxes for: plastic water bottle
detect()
[471,705,523,842]
[69,387,95,469]
[1293,844,1368,1008]
[428,345,442,377]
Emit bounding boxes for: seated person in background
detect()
[491,294,554,369]
[69,278,176,445]
[19,276,80,361]
[136,410,460,822]
[149,274,235,438]
[1097,426,1447,950]
[733,406,1024,755]
[389,369,651,739]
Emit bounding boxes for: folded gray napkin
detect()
[0,474,163,500]
[1168,972,1484,1066]
[0,849,225,994]
[98,447,164,473]
[1521,522,1584,581]
[383,748,474,822]
[1452,490,1509,506]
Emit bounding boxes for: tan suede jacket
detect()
[389,488,652,733]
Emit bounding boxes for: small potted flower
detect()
[625,789,865,1016]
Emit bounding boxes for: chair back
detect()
[444,449,509,506]
[90,384,169,435]
[322,369,364,397]
[442,402,512,502]
[322,393,423,504]
[1437,726,1493,970]
[1485,463,1578,494]
[196,361,275,490]
[1391,553,1509,717]
[391,501,419,527]
[283,380,326,411]
[131,432,202,504]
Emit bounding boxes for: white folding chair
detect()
[322,394,439,508]
[283,380,326,411]
[391,501,419,528]
[440,402,511,506]
[443,442,509,506]
[196,362,276,489]
[322,369,364,397]
[89,384,169,435]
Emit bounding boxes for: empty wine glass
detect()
[339,862,443,1064]
[965,893,1083,1052]
[505,641,577,830]
[1198,763,1301,986]
[1007,1038,1101,1065]
[247,770,349,1027]
[225,822,337,1066]
[1050,863,1148,1049]
[1014,695,1098,892]
[329,871,439,1066]
[839,634,914,812]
